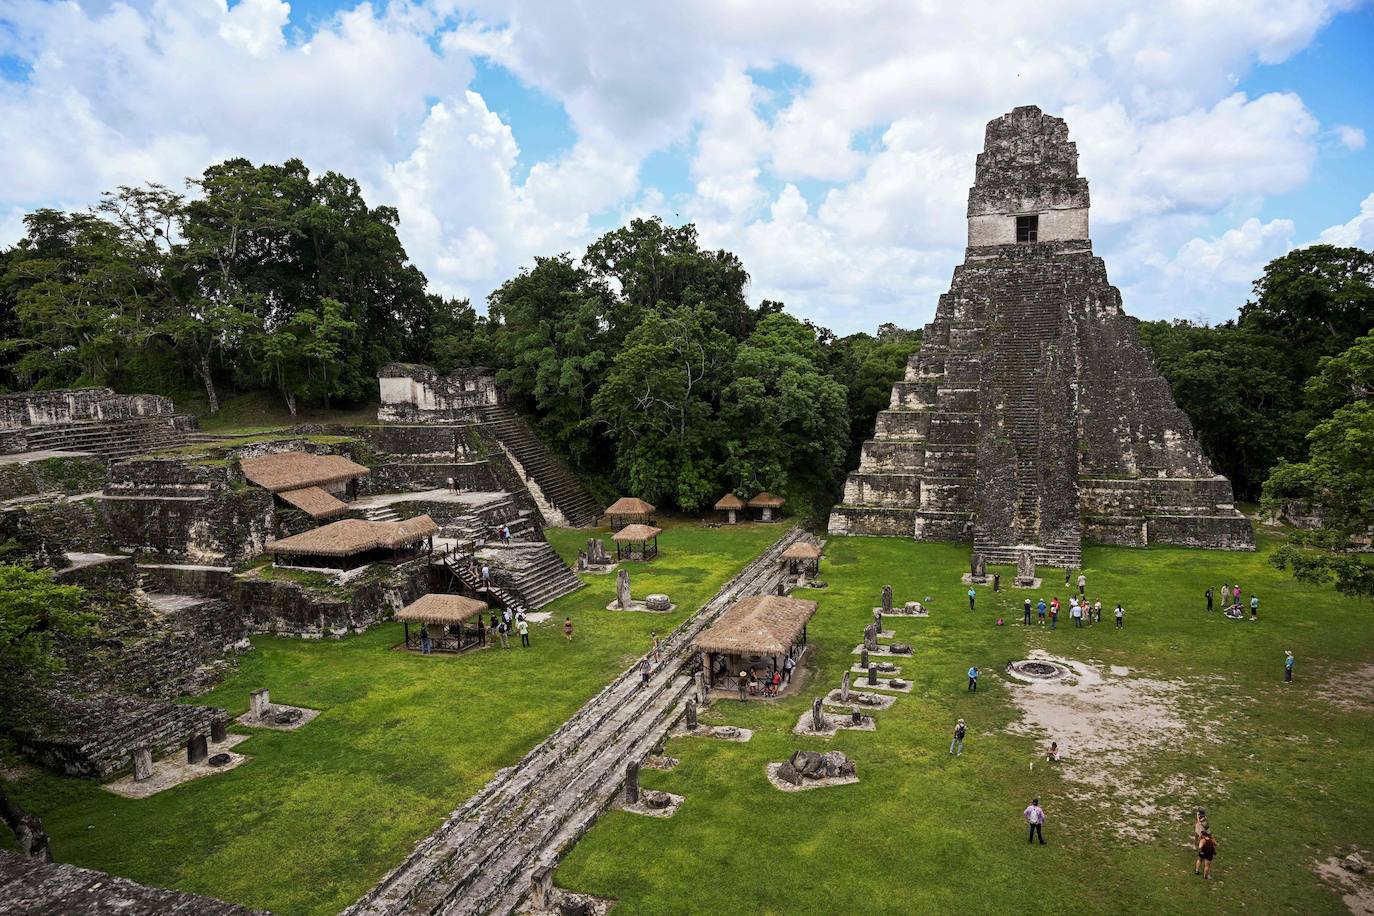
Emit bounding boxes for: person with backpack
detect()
[950,719,967,755]
[497,618,509,649]
[1037,598,1047,624]
[967,666,980,693]
[1023,598,1032,626]
[1195,830,1217,878]
[1025,798,1046,845]
[1077,573,1086,596]
[1205,587,1214,611]
[1115,603,1124,629]
[1250,594,1259,619]
[967,586,976,610]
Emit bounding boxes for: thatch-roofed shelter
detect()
[605,497,655,531]
[277,486,348,520]
[396,593,488,653]
[241,451,370,518]
[265,514,438,570]
[781,541,823,575]
[695,595,817,695]
[714,493,745,525]
[748,492,785,521]
[611,523,662,561]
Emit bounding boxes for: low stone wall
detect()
[138,563,234,596]
[0,851,264,915]
[24,496,113,554]
[377,363,499,422]
[231,559,438,638]
[0,454,107,500]
[828,505,915,536]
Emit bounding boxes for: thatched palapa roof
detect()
[278,486,348,519]
[748,492,785,508]
[611,524,663,543]
[694,595,818,656]
[714,493,745,510]
[266,514,438,557]
[396,593,487,625]
[781,541,822,561]
[240,451,370,493]
[605,497,655,516]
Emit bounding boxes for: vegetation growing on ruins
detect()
[0,521,781,914]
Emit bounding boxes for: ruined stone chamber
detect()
[830,106,1253,562]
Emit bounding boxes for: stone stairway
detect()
[476,542,583,610]
[351,527,803,916]
[20,417,193,460]
[477,404,602,528]
[440,556,531,620]
[364,505,402,523]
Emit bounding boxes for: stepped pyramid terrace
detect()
[829,106,1254,567]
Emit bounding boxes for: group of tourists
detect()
[1206,583,1260,620]
[729,657,796,700]
[1018,593,1123,630]
[493,524,513,545]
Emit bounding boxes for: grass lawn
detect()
[1,520,783,915]
[554,529,1374,915]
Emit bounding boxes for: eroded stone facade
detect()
[830,106,1253,562]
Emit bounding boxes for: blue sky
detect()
[1,0,1371,333]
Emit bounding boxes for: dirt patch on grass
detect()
[1005,651,1224,838]
[1322,665,1374,714]
[1313,853,1374,915]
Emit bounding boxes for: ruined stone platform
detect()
[104,733,250,798]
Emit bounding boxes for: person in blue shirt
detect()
[967,587,976,610]
[1250,594,1260,620]
[967,665,979,692]
[1037,599,1047,624]
[1284,650,1294,682]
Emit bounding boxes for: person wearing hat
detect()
[1284,650,1294,683]
[950,719,967,756]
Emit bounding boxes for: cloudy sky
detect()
[2,0,1372,334]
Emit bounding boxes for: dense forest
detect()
[0,158,1371,577]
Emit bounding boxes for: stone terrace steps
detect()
[476,541,584,610]
[21,417,192,460]
[476,405,603,528]
[349,527,801,916]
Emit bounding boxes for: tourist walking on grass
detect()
[1206,587,1214,611]
[1115,603,1124,628]
[1195,830,1217,878]
[1250,594,1259,620]
[1232,584,1241,608]
[950,719,966,756]
[563,616,573,641]
[1094,599,1102,624]
[968,586,976,610]
[517,617,529,648]
[1077,573,1086,596]
[1050,604,1058,630]
[1037,598,1047,624]
[497,619,509,648]
[1071,601,1082,628]
[419,624,431,655]
[967,666,980,693]
[1285,650,1294,682]
[1024,598,1032,626]
[1025,798,1046,844]
[1194,808,1209,842]
[993,572,1001,592]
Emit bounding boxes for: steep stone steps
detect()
[350,528,802,916]
[476,405,602,527]
[475,542,583,610]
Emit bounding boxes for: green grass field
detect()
[552,530,1374,915]
[1,521,781,915]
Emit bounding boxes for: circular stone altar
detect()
[1005,659,1071,682]
[645,593,672,611]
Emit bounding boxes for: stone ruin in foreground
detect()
[830,106,1254,565]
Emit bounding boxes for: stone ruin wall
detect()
[376,362,500,423]
[0,387,174,430]
[232,558,438,638]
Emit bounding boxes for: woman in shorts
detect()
[1195,830,1217,879]
[563,616,574,641]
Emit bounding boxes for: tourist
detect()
[651,631,662,662]
[445,476,454,492]
[1285,650,1294,683]
[1071,602,1082,628]
[517,617,529,648]
[1025,798,1046,845]
[1232,584,1241,607]
[481,564,491,586]
[1077,573,1086,596]
[968,586,976,610]
[993,572,1001,593]
[1023,598,1032,626]
[1206,587,1214,611]
[1195,830,1217,878]
[639,655,651,687]
[1222,582,1230,607]
[502,608,512,628]
[1115,603,1124,629]
[950,718,967,756]
[477,616,486,647]
[503,524,512,544]
[1050,603,1058,630]
[489,611,499,634]
[563,616,574,641]
[738,670,749,702]
[783,653,796,684]
[497,618,509,649]
[419,624,432,655]
[1250,594,1259,619]
[1093,599,1102,624]
[1037,598,1047,624]
[770,669,782,696]
[1065,568,1071,587]
[1194,807,1209,842]
[967,665,979,692]
[1047,741,1061,762]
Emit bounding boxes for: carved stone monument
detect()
[210,719,227,743]
[695,670,708,705]
[840,671,850,702]
[131,747,153,782]
[863,622,879,652]
[811,697,824,732]
[616,568,631,610]
[187,733,208,765]
[860,647,870,670]
[250,688,271,719]
[685,698,698,731]
[867,665,878,686]
[624,760,640,805]
[881,585,893,612]
[1015,549,1037,587]
[969,552,988,582]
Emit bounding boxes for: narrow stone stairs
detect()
[349,527,804,916]
[477,404,603,527]
[364,505,402,523]
[475,542,583,609]
[21,417,193,460]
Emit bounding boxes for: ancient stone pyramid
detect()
[828,106,1254,564]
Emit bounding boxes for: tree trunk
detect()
[199,352,220,414]
[0,786,52,862]
[285,391,297,416]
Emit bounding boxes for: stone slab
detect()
[874,606,930,617]
[1012,577,1044,589]
[792,710,876,738]
[824,689,897,710]
[618,790,684,818]
[605,599,677,613]
[236,703,320,731]
[766,762,860,792]
[849,664,902,677]
[104,733,250,798]
[641,754,679,770]
[851,644,914,657]
[669,724,752,742]
[840,676,912,693]
[524,612,553,623]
